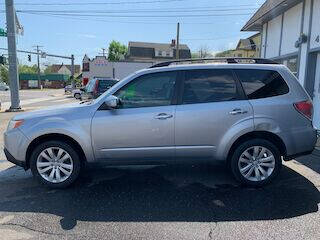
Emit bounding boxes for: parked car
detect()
[64,85,73,94]
[81,77,119,100]
[0,82,9,91]
[3,58,317,188]
[71,87,85,99]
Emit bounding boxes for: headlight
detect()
[7,119,24,131]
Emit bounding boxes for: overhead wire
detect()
[4,0,191,6]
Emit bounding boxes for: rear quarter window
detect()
[234,69,289,99]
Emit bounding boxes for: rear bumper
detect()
[4,148,27,169]
[280,127,317,158]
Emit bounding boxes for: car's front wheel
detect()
[30,140,81,188]
[74,93,81,99]
[230,139,282,187]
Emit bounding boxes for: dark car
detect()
[81,77,119,100]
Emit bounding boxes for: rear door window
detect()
[234,69,289,99]
[182,69,239,104]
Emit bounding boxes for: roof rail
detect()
[149,57,279,68]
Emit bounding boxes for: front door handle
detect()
[229,109,248,115]
[155,113,173,120]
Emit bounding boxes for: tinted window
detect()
[182,69,238,104]
[115,71,177,108]
[235,69,289,99]
[98,80,118,92]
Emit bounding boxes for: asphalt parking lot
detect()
[0,91,319,240]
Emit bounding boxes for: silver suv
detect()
[3,58,317,188]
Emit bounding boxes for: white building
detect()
[242,0,320,129]
[82,55,154,84]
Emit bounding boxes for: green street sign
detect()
[0,28,7,37]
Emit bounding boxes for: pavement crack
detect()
[208,222,218,240]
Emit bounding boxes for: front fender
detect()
[20,117,95,162]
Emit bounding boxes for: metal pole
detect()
[34,45,42,89]
[5,0,21,111]
[176,22,180,60]
[71,54,75,88]
[0,47,73,59]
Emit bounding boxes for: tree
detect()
[44,65,54,74]
[215,50,235,57]
[0,66,9,84]
[0,64,39,84]
[191,52,200,59]
[18,64,38,74]
[198,45,213,58]
[108,40,128,61]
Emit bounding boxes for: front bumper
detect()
[4,148,27,169]
[3,128,29,166]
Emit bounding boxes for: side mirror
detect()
[104,95,120,109]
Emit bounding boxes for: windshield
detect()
[85,79,96,92]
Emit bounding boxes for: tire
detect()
[230,139,282,187]
[30,140,82,188]
[74,93,80,99]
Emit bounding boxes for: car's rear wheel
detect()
[30,140,81,188]
[230,139,281,186]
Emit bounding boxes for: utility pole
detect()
[70,54,75,88]
[5,0,21,111]
[101,48,106,57]
[176,22,180,60]
[33,45,42,89]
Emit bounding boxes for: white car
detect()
[0,82,9,91]
[72,88,84,99]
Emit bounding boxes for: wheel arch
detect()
[26,133,87,169]
[227,131,287,164]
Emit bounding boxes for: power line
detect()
[181,34,252,41]
[20,12,250,25]
[20,12,255,18]
[17,8,258,14]
[8,0,190,6]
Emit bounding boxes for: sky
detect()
[0,0,265,67]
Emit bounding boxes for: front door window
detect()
[115,71,177,108]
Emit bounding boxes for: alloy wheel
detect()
[238,146,275,182]
[36,147,74,183]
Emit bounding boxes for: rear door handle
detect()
[229,109,248,115]
[155,113,173,120]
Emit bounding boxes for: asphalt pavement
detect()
[0,91,319,240]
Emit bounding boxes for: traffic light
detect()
[28,54,31,62]
[0,55,7,64]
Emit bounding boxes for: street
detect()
[0,90,319,240]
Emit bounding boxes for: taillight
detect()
[294,100,313,120]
